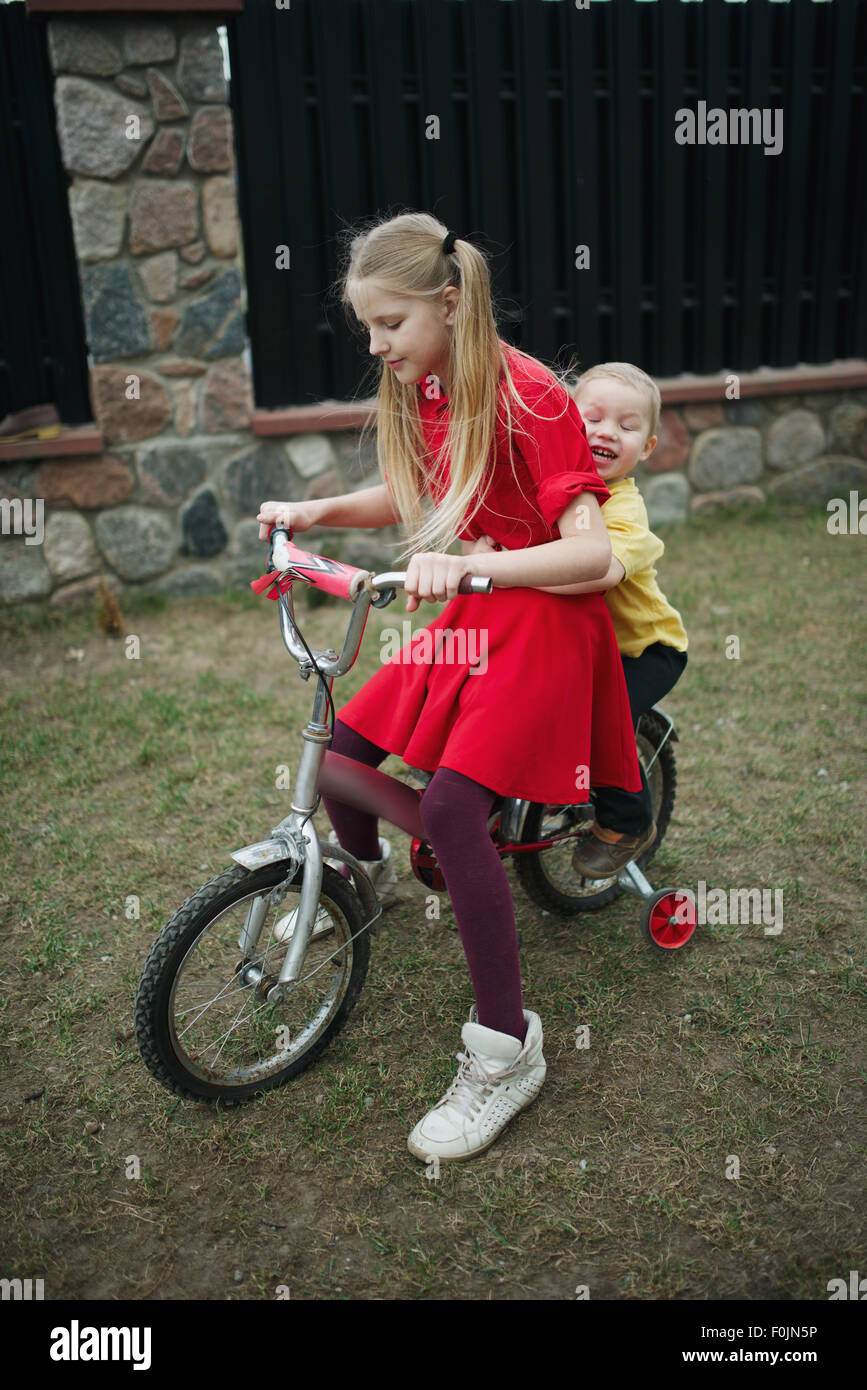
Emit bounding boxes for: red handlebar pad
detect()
[250,531,365,602]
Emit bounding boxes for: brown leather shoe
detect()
[0,403,62,443]
[571,821,657,878]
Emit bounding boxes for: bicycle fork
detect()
[231,678,379,1002]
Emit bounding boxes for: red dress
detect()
[336,344,642,805]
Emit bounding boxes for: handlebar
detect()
[362,570,492,596]
[269,527,493,597]
[265,526,493,677]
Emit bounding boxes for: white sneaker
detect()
[274,836,399,944]
[407,1010,546,1162]
[324,831,399,908]
[272,904,334,945]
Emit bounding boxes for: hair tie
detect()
[442,230,459,255]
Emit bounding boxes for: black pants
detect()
[593,642,688,836]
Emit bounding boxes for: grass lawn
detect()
[0,502,864,1300]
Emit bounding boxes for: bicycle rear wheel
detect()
[135,861,371,1104]
[515,711,677,915]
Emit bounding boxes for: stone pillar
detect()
[0,13,392,606]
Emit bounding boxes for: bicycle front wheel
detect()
[135,861,371,1105]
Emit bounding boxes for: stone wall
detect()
[0,12,397,608]
[1,11,865,607]
[635,393,867,526]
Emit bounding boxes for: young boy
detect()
[562,362,688,875]
[466,362,687,873]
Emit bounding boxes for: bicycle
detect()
[135,527,696,1106]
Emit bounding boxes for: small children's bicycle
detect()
[135,528,696,1105]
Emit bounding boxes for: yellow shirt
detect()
[602,476,688,659]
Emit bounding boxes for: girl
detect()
[257,212,642,1164]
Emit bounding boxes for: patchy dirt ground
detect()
[0,506,864,1301]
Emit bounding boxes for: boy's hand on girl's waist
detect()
[466,534,500,555]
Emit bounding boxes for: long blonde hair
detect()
[337,211,578,559]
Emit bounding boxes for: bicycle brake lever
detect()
[370,585,397,609]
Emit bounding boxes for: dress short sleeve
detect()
[513,379,611,531]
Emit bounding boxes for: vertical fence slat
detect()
[565,0,600,370]
[513,0,557,358]
[0,5,90,422]
[287,1,334,403]
[310,0,366,395]
[465,0,513,336]
[611,0,642,365]
[657,0,686,377]
[774,0,814,367]
[814,0,858,362]
[697,0,728,373]
[365,0,412,207]
[415,0,464,228]
[851,2,867,355]
[550,0,570,359]
[0,10,44,411]
[231,2,303,403]
[735,0,771,372]
[284,0,330,406]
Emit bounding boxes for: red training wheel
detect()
[641,887,697,952]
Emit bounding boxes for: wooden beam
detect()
[27,1,242,14]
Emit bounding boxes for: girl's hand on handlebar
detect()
[404,552,480,614]
[257,500,319,542]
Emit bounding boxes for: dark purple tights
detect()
[321,720,527,1043]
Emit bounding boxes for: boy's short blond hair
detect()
[570,362,661,440]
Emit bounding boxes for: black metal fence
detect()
[1,1,864,423]
[0,1,91,424]
[229,0,867,410]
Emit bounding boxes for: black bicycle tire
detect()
[633,708,678,870]
[134,860,371,1105]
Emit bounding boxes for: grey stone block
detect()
[95,505,175,580]
[689,428,762,491]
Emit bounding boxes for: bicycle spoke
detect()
[193,989,276,1065]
